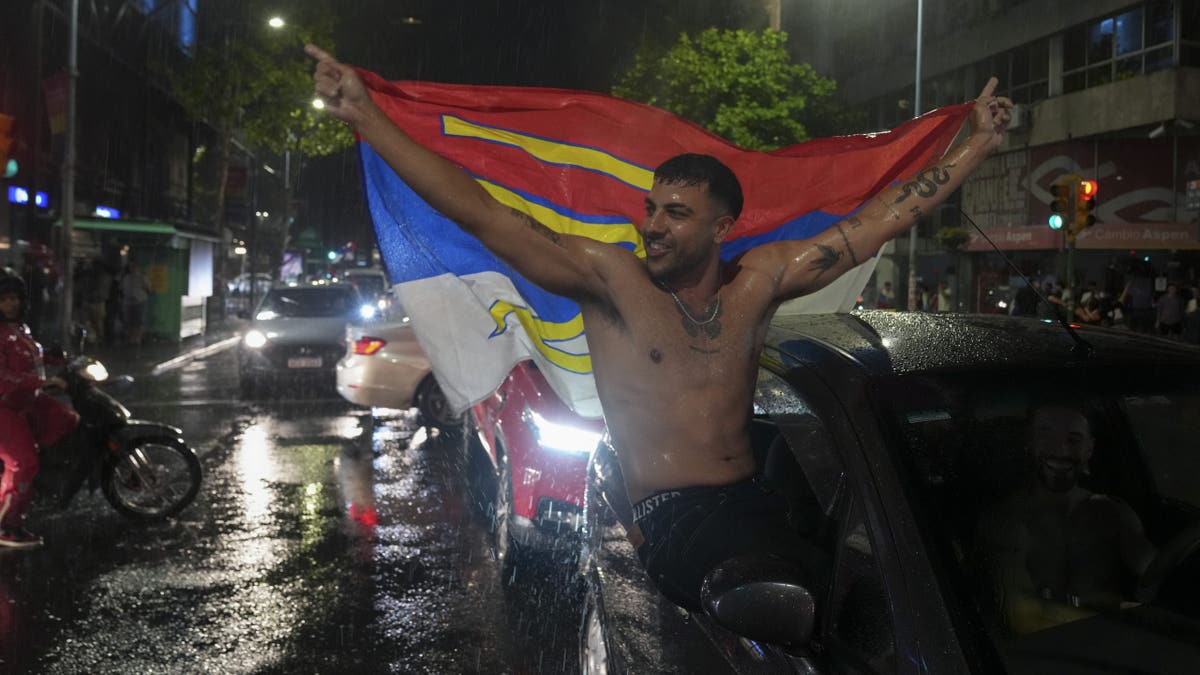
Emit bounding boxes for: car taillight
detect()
[352,336,386,355]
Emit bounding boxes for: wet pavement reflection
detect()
[0,347,583,673]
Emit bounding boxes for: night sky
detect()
[303,0,769,253]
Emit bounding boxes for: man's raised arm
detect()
[763,77,1013,300]
[306,45,609,301]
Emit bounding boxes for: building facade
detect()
[0,0,286,341]
[786,0,1200,311]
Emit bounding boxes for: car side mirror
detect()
[700,555,817,650]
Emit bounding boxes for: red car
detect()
[470,360,605,565]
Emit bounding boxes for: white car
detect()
[335,317,460,428]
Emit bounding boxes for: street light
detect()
[268,16,285,29]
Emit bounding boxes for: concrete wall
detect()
[1030,68,1200,145]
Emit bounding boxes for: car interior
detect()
[878,368,1200,655]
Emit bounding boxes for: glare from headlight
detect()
[401,315,411,323]
[527,409,602,454]
[359,304,378,320]
[243,329,268,348]
[83,361,109,382]
[254,310,279,320]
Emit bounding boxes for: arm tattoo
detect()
[846,216,865,229]
[874,195,901,221]
[512,207,562,246]
[835,223,860,266]
[910,206,923,219]
[808,243,843,276]
[893,164,955,204]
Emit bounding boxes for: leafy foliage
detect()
[613,29,863,150]
[168,3,351,157]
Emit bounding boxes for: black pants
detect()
[634,475,829,611]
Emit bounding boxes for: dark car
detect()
[238,283,372,397]
[580,311,1200,674]
[471,360,605,565]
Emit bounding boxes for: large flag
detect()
[357,69,972,419]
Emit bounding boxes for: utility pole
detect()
[906,0,924,311]
[60,0,78,346]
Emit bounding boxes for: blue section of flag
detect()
[361,144,585,325]
[721,210,850,259]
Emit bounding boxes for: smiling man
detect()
[308,43,1013,610]
[978,401,1157,634]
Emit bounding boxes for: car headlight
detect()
[243,329,268,348]
[359,304,378,320]
[525,408,602,454]
[82,361,109,382]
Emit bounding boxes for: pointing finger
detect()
[305,44,337,64]
[978,76,998,100]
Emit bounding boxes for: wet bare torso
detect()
[1006,489,1142,608]
[581,257,779,503]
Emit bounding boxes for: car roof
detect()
[766,311,1200,376]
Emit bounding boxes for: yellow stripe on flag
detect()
[488,300,592,374]
[476,179,645,257]
[444,115,654,190]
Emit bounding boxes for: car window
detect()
[880,367,1200,671]
[826,497,896,674]
[256,288,356,319]
[754,368,896,671]
[347,275,386,298]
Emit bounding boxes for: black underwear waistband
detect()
[631,476,762,525]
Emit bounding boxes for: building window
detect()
[1183,0,1200,66]
[1064,2,1178,93]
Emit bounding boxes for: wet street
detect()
[0,345,584,674]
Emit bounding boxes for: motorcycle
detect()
[30,351,203,521]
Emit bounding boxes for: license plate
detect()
[287,356,323,368]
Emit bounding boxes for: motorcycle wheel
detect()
[101,437,202,521]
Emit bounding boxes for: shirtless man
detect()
[308,44,1013,609]
[977,401,1157,634]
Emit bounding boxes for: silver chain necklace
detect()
[661,283,722,325]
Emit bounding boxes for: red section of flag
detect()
[356,69,972,239]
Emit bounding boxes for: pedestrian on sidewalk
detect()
[120,261,151,347]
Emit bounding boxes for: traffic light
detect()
[1075,179,1097,230]
[0,113,13,170]
[1048,180,1072,230]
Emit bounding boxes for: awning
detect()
[53,218,221,242]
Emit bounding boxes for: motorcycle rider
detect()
[0,272,79,548]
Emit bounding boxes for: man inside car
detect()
[308,44,1013,610]
[976,400,1157,634]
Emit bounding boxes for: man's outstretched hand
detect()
[969,77,1014,153]
[306,44,374,127]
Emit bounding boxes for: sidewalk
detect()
[85,316,248,379]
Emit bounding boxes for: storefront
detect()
[60,218,217,341]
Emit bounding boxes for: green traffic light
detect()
[3,158,15,178]
[1049,214,1064,230]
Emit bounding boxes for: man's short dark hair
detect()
[653,153,743,220]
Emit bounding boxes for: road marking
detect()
[150,336,241,376]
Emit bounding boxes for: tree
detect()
[163,0,351,296]
[613,28,863,150]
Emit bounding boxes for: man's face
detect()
[640,181,731,283]
[0,291,20,321]
[1028,405,1093,493]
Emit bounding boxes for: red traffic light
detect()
[1079,180,1097,197]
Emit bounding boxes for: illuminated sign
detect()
[93,205,121,219]
[7,186,48,208]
